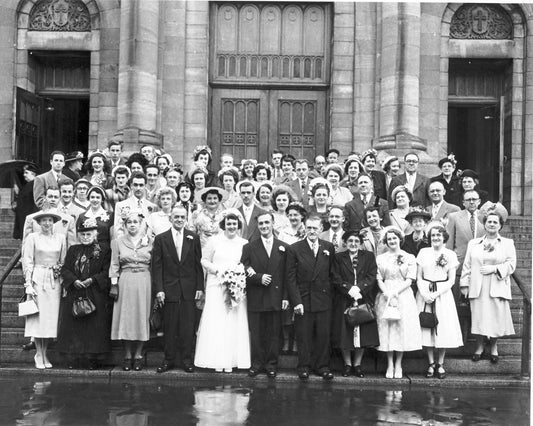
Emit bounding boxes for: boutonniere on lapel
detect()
[279,246,286,252]
[61,219,68,227]
[139,235,150,247]
[147,206,153,213]
[483,243,495,253]
[323,249,330,256]
[396,255,404,266]
[186,235,193,240]
[92,243,101,259]
[359,229,369,241]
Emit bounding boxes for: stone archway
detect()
[440,3,527,215]
[15,0,101,158]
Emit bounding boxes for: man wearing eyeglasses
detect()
[388,152,429,207]
[446,190,485,342]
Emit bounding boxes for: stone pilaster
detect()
[374,3,426,152]
[114,0,162,148]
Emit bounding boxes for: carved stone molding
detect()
[29,0,91,32]
[450,4,512,40]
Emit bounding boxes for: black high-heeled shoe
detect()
[353,365,364,378]
[490,355,499,364]
[123,358,132,371]
[342,365,352,377]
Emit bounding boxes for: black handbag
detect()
[344,300,375,327]
[72,290,96,318]
[419,302,438,329]
[149,300,163,333]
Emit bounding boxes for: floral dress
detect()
[416,247,463,348]
[375,251,422,352]
[191,207,225,248]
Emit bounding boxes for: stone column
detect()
[374,3,426,151]
[114,0,162,149]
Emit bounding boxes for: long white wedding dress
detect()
[194,233,251,370]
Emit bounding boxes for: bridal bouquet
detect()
[220,263,247,309]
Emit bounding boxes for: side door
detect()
[15,87,43,165]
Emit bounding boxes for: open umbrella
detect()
[0,160,38,188]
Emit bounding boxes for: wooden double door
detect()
[211,88,326,165]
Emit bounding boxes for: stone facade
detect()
[0,1,530,215]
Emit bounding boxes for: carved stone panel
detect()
[29,0,91,32]
[450,4,512,40]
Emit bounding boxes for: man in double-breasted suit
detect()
[344,173,390,233]
[240,212,289,378]
[238,181,266,242]
[152,206,204,373]
[286,215,338,380]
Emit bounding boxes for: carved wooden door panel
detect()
[15,87,43,165]
[211,89,269,165]
[269,90,326,162]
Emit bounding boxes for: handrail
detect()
[0,248,21,288]
[512,272,531,377]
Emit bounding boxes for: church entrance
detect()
[447,59,512,203]
[15,51,90,168]
[209,3,331,167]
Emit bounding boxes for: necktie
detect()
[265,239,272,257]
[312,241,318,257]
[57,173,61,185]
[470,213,476,237]
[175,231,182,261]
[362,196,367,207]
[332,232,338,250]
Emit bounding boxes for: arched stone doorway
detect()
[14,0,101,168]
[441,3,527,215]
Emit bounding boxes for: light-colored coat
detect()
[460,236,516,300]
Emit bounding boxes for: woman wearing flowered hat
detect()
[57,217,112,369]
[430,154,462,207]
[191,187,228,248]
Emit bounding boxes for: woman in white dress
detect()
[375,226,422,379]
[416,223,463,379]
[23,212,67,369]
[194,210,251,372]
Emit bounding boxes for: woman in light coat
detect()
[460,212,516,363]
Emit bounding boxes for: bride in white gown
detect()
[194,210,251,371]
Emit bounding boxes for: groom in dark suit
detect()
[286,215,338,380]
[152,206,204,373]
[241,212,289,378]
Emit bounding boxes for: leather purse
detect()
[149,300,163,334]
[419,302,438,329]
[18,294,39,317]
[72,290,96,318]
[344,301,375,327]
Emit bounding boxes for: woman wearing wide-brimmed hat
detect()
[191,187,228,248]
[22,211,67,369]
[402,207,431,257]
[57,217,112,370]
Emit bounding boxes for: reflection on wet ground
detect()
[0,376,528,425]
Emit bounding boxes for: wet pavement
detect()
[0,374,529,425]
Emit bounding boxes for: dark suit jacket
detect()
[369,170,387,200]
[389,172,429,208]
[240,237,289,312]
[239,205,267,242]
[151,228,204,302]
[286,239,337,312]
[343,194,390,233]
